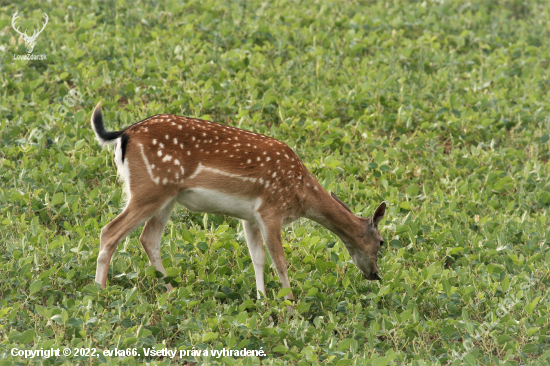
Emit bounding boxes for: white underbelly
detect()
[177,188,259,222]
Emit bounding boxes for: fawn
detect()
[91,102,386,301]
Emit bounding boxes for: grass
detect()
[1,0,550,365]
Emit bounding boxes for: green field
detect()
[1,0,550,365]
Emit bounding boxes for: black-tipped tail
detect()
[91,101,124,145]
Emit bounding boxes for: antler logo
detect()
[11,11,48,54]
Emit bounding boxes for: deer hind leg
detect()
[258,216,295,307]
[95,197,174,289]
[243,220,265,299]
[139,200,177,292]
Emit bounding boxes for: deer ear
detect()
[372,202,386,226]
[330,191,352,213]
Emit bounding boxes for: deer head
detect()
[12,11,48,54]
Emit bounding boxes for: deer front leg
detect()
[258,216,295,310]
[243,220,266,299]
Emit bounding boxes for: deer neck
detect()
[304,184,363,246]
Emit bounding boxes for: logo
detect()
[11,11,48,60]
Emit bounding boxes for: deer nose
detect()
[363,272,382,281]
